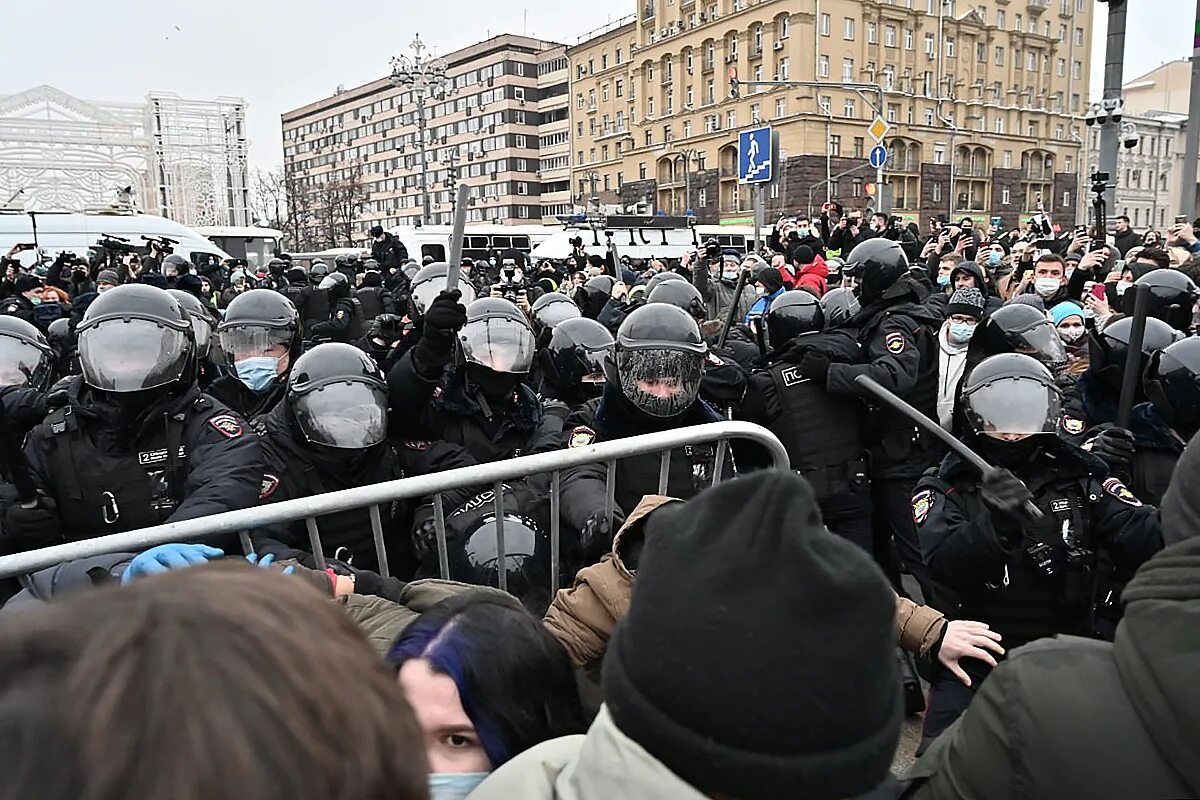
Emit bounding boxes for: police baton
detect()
[716,263,749,349]
[444,183,472,296]
[1115,282,1150,430]
[854,374,1043,520]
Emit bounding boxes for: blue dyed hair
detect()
[388,594,585,769]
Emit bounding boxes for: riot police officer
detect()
[206,289,302,420]
[252,343,477,577]
[354,268,396,323]
[915,353,1161,745]
[166,289,219,389]
[260,257,290,293]
[388,295,558,463]
[558,303,727,561]
[1123,268,1198,333]
[820,286,861,329]
[788,238,944,596]
[537,317,614,411]
[575,275,616,321]
[6,284,262,548]
[0,316,55,437]
[310,272,360,343]
[300,261,331,336]
[531,291,582,348]
[735,291,870,550]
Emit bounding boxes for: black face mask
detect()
[977,435,1043,467]
[466,364,522,403]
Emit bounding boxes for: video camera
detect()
[141,235,177,254]
[702,237,722,261]
[96,234,136,254]
[494,259,528,302]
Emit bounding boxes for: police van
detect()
[194,226,283,269]
[529,217,766,262]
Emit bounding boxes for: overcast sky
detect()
[3,0,1192,174]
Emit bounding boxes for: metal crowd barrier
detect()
[0,422,789,592]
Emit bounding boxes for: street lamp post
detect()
[676,148,700,218]
[444,148,460,214]
[389,35,450,228]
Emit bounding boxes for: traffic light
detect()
[728,67,739,100]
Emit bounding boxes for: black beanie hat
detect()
[1161,431,1200,545]
[602,471,900,800]
[13,274,41,294]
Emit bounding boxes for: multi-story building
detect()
[1085,111,1188,234]
[1118,61,1198,221]
[566,0,1092,228]
[0,85,250,227]
[282,34,562,247]
[537,46,572,222]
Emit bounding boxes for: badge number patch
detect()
[885,332,906,354]
[912,490,933,524]
[1102,477,1142,507]
[569,426,596,449]
[208,413,244,438]
[1062,416,1085,435]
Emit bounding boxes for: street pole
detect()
[417,96,431,226]
[753,184,765,254]
[684,156,691,217]
[1098,0,1128,217]
[389,34,450,230]
[1181,0,1200,219]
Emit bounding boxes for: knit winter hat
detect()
[1049,301,1085,327]
[946,287,986,320]
[602,471,900,800]
[95,270,120,287]
[1007,293,1046,312]
[13,274,41,294]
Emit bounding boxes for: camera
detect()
[494,260,526,302]
[703,237,721,261]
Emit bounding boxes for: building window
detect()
[1063,190,1071,207]
[515,134,527,148]
[1072,61,1082,80]
[707,79,716,104]
[994,115,1004,134]
[852,178,863,197]
[853,137,865,158]
[750,103,761,123]
[997,9,1006,27]
[844,17,855,39]
[616,48,623,64]
[778,58,790,80]
[924,33,935,56]
[516,182,528,195]
[842,58,854,81]
[1003,150,1012,169]
[639,162,647,179]
[726,110,737,128]
[945,37,955,57]
[820,13,830,36]
[867,22,877,44]
[887,103,899,122]
[602,84,609,102]
[976,42,986,63]
[779,16,790,38]
[932,183,942,203]
[775,97,787,118]
[645,130,653,147]
[843,98,856,118]
[616,80,624,97]
[698,188,707,207]
[885,25,897,47]
[933,143,945,164]
[830,135,841,156]
[683,120,692,137]
[1001,187,1010,204]
[818,55,829,77]
[904,29,913,50]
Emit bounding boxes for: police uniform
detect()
[0,295,35,325]
[21,377,263,544]
[310,297,356,343]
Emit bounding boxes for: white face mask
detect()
[1034,277,1061,298]
[1059,324,1086,342]
[755,285,767,296]
[1115,280,1133,296]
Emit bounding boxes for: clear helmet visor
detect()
[292,381,388,449]
[458,318,535,374]
[1007,321,1068,368]
[0,336,52,388]
[189,315,214,358]
[78,319,190,392]
[218,325,293,366]
[965,376,1062,435]
[616,347,704,418]
[412,279,477,315]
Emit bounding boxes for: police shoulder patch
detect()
[259,473,280,500]
[1102,477,1142,507]
[911,489,933,524]
[885,331,906,354]
[569,425,596,449]
[207,413,244,439]
[1062,416,1085,435]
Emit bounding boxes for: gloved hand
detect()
[981,467,1034,537]
[421,290,467,343]
[245,551,296,575]
[121,543,224,584]
[3,496,60,547]
[1089,424,1135,469]
[580,509,625,564]
[796,350,832,382]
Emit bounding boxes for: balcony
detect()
[643,2,655,19]
[1028,0,1050,13]
[955,164,992,178]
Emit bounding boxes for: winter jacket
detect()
[787,256,829,297]
[691,258,756,324]
[1112,228,1141,257]
[935,323,970,431]
[908,535,1200,800]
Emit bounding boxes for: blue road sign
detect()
[738,126,773,184]
[869,143,888,169]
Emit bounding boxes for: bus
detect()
[529,219,770,263]
[386,224,556,264]
[194,226,283,269]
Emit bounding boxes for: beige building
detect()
[1086,111,1188,234]
[537,46,572,222]
[566,0,1093,228]
[282,34,562,247]
[1122,60,1193,117]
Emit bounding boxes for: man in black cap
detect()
[0,274,43,324]
[369,225,408,274]
[470,470,902,800]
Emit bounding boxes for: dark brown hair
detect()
[0,563,428,800]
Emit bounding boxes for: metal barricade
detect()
[0,422,789,590]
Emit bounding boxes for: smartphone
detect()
[1113,259,1126,275]
[1088,282,1106,301]
[1176,215,1189,225]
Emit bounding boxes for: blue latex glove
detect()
[121,543,224,584]
[245,552,296,575]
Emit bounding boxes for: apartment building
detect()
[537,46,572,222]
[566,0,1093,227]
[282,34,562,247]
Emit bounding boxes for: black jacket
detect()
[909,535,1200,800]
[1112,228,1141,257]
[23,377,263,544]
[371,233,409,272]
[252,400,478,577]
[0,294,35,325]
[205,372,288,422]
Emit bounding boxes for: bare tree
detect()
[250,169,287,232]
[320,160,366,248]
[283,170,317,251]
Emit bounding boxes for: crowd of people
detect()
[0,202,1198,799]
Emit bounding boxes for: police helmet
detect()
[531,291,582,342]
[409,262,478,317]
[820,287,861,329]
[644,270,687,295]
[166,289,216,359]
[1088,316,1181,393]
[267,257,286,276]
[846,239,909,305]
[764,290,824,352]
[970,303,1067,369]
[217,289,302,368]
[608,303,707,418]
[961,353,1062,438]
[448,511,551,615]
[333,254,350,268]
[309,262,330,283]
[286,266,307,284]
[647,280,707,323]
[1126,269,1199,332]
[540,317,614,401]
[161,253,189,276]
[458,298,536,375]
[317,270,350,300]
[45,317,71,350]
[287,343,387,449]
[76,284,194,393]
[1145,337,1200,440]
[402,262,421,283]
[580,274,616,298]
[0,315,55,391]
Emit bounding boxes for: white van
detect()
[529,222,766,263]
[0,207,231,269]
[386,224,554,264]
[194,226,283,269]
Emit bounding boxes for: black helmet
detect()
[970,304,1067,369]
[161,253,189,275]
[402,262,421,283]
[1088,316,1181,394]
[847,239,909,305]
[309,262,330,283]
[1145,337,1200,439]
[409,262,478,317]
[961,353,1062,438]
[531,291,582,343]
[286,266,307,284]
[644,270,687,295]
[0,315,55,391]
[1126,269,1198,332]
[45,317,71,349]
[76,284,193,393]
[287,343,387,449]
[333,254,350,268]
[540,317,614,403]
[166,289,216,359]
[608,304,707,418]
[458,297,535,374]
[267,257,286,276]
[448,510,551,614]
[820,286,861,328]
[217,289,303,368]
[647,280,707,323]
[574,274,616,319]
[317,270,350,300]
[764,290,824,352]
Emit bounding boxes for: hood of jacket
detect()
[1113,536,1200,794]
[949,261,990,298]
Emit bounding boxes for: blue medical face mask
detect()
[948,321,977,344]
[987,251,1003,267]
[427,772,489,800]
[937,274,951,287]
[235,356,281,393]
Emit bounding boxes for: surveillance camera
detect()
[1123,134,1140,149]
